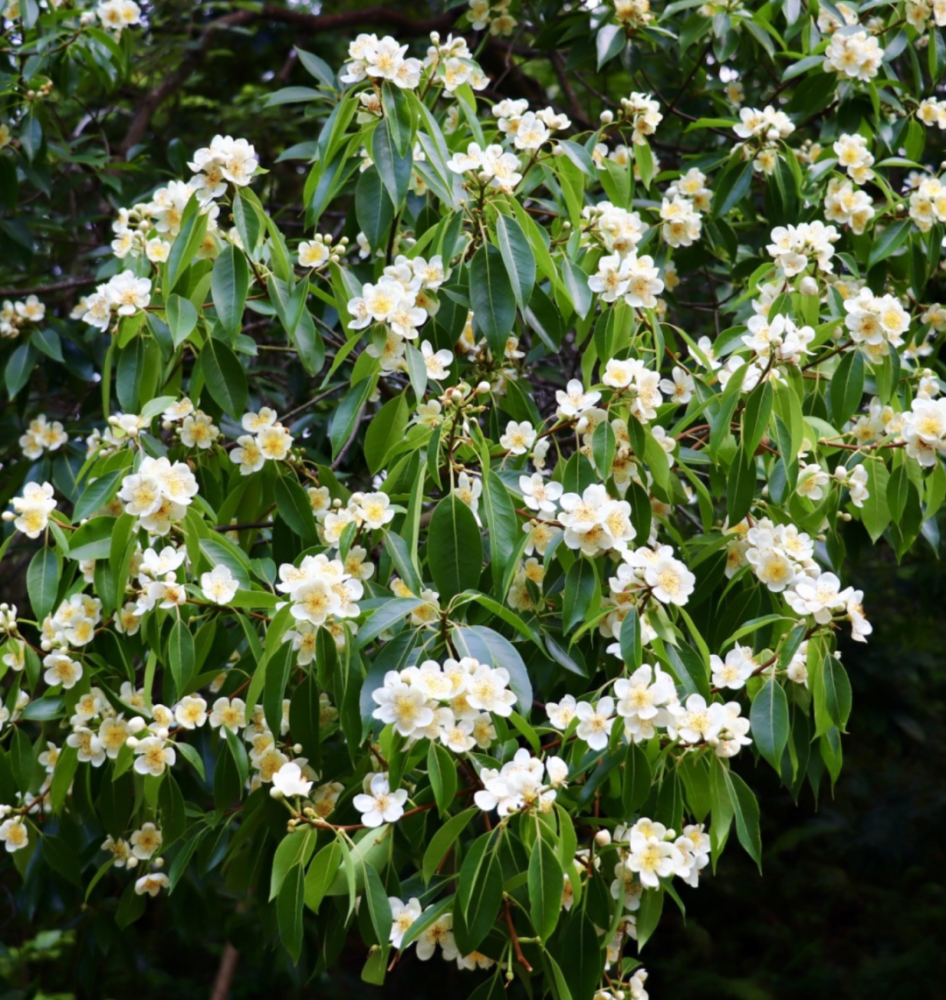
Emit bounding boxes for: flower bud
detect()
[293,743,303,754]
[595,829,612,847]
[153,857,165,868]
[127,856,139,868]
[600,110,614,125]
[270,787,284,799]
[477,381,491,394]
[799,276,818,296]
[126,737,139,749]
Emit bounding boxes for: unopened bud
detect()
[270,787,284,799]
[477,381,491,394]
[125,737,139,749]
[127,856,139,868]
[153,857,165,868]
[293,743,303,754]
[595,829,612,847]
[799,276,818,296]
[600,110,614,125]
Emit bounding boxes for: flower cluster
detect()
[468,0,517,37]
[822,30,883,83]
[95,0,141,35]
[117,455,200,535]
[474,748,568,816]
[19,414,68,460]
[733,105,795,174]
[78,270,152,331]
[767,221,839,276]
[0,295,44,338]
[372,656,512,748]
[230,408,295,475]
[347,254,449,368]
[3,481,57,539]
[843,287,911,360]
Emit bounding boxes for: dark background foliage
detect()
[1,1,944,997]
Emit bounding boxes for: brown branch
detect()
[0,277,93,297]
[117,6,461,156]
[209,942,240,1000]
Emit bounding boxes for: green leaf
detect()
[635,887,665,949]
[364,393,409,474]
[868,218,912,269]
[741,381,773,458]
[27,547,60,622]
[470,244,517,356]
[363,862,393,946]
[619,609,643,670]
[714,157,755,217]
[211,245,250,338]
[592,419,616,479]
[422,807,477,883]
[528,833,563,941]
[277,852,308,963]
[622,741,653,813]
[72,468,125,523]
[270,829,317,901]
[561,913,604,1000]
[200,337,248,418]
[481,470,519,597]
[275,474,319,541]
[861,459,891,542]
[371,115,413,207]
[167,618,194,699]
[5,343,37,399]
[495,213,535,313]
[330,376,375,460]
[750,677,789,772]
[427,494,483,601]
[355,167,394,252]
[166,293,198,348]
[596,23,625,68]
[427,740,458,818]
[722,768,762,869]
[69,517,117,561]
[829,350,865,427]
[305,841,342,913]
[726,446,755,524]
[563,558,597,632]
[454,831,504,954]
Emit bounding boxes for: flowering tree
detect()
[1,1,945,997]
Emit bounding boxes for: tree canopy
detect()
[1,2,945,998]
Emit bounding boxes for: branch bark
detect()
[117,5,460,157]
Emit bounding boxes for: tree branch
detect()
[118,5,461,157]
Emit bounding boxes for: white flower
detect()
[130,822,163,860]
[175,695,208,730]
[710,646,756,690]
[389,896,423,948]
[201,564,240,604]
[134,873,170,897]
[0,818,29,853]
[627,828,685,889]
[272,761,314,798]
[43,653,82,689]
[421,340,453,380]
[555,378,601,418]
[575,697,615,751]
[133,737,176,776]
[353,772,408,827]
[546,693,579,730]
[520,472,563,514]
[500,420,537,455]
[209,696,247,733]
[372,676,435,736]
